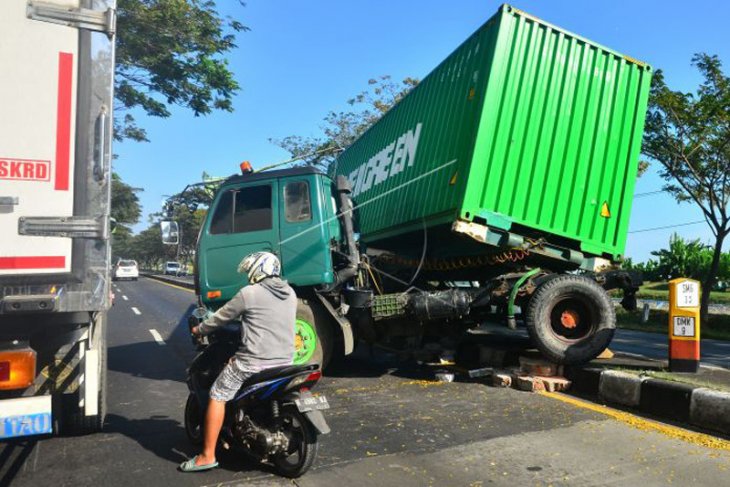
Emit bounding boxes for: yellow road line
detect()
[541,392,730,452]
[144,276,195,294]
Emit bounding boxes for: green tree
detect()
[110,173,142,260]
[115,0,247,141]
[650,234,710,281]
[272,75,418,168]
[642,53,730,318]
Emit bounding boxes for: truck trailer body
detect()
[334,4,651,267]
[0,0,116,439]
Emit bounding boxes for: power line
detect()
[628,220,705,234]
[634,189,665,198]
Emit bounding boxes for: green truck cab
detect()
[198,167,340,305]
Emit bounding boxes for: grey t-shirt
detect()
[199,277,297,369]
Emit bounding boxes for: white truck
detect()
[0,0,116,437]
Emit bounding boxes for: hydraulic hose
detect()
[507,268,541,330]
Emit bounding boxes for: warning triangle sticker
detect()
[600,202,611,218]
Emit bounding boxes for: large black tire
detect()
[184,393,204,445]
[272,407,318,478]
[61,315,107,435]
[295,299,333,369]
[525,275,615,365]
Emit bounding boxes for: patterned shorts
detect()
[209,359,259,402]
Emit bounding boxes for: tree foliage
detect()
[272,75,419,168]
[115,0,247,141]
[110,173,142,261]
[623,234,730,289]
[642,53,730,317]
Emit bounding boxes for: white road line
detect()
[149,329,165,346]
[122,295,129,301]
[131,307,141,315]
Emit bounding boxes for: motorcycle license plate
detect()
[294,394,330,412]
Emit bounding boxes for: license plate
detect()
[0,396,53,439]
[295,394,330,412]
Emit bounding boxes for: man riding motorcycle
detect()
[180,251,296,472]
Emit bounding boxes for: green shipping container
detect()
[333,4,652,265]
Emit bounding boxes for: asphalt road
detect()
[611,329,730,369]
[2,277,729,486]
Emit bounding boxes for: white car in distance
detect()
[114,260,139,281]
[164,261,183,276]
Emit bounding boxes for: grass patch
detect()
[637,281,730,305]
[611,367,730,393]
[615,307,730,341]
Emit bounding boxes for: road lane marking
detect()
[541,392,730,452]
[131,307,141,315]
[149,329,165,345]
[145,276,195,294]
[122,295,128,301]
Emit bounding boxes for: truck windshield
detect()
[210,185,272,234]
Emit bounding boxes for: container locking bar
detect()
[18,216,109,240]
[27,2,116,37]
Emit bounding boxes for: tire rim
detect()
[548,295,596,343]
[275,411,307,471]
[293,318,316,364]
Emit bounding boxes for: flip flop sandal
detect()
[179,455,219,472]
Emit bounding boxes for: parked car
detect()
[164,261,183,276]
[114,260,139,281]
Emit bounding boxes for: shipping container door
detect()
[0,0,79,275]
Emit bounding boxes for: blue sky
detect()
[113,0,730,262]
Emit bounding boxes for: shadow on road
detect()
[104,413,270,476]
[325,345,439,381]
[107,304,198,383]
[0,439,39,487]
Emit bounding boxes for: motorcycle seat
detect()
[242,363,319,387]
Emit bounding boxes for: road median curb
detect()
[566,365,730,437]
[141,272,195,290]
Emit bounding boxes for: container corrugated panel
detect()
[333,4,652,261]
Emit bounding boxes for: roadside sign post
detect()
[668,278,700,373]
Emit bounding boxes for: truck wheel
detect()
[525,275,615,365]
[294,299,333,369]
[61,317,107,435]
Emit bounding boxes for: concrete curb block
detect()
[567,366,730,437]
[599,371,644,407]
[141,272,195,290]
[690,388,730,433]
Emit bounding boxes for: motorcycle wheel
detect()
[184,393,204,445]
[272,406,318,478]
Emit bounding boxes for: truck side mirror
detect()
[160,220,179,245]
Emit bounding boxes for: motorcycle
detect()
[184,308,330,478]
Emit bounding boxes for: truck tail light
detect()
[0,349,36,390]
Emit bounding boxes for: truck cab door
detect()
[278,177,335,286]
[199,181,279,304]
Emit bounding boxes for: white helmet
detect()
[237,251,281,284]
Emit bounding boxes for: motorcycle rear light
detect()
[305,371,322,383]
[0,349,36,390]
